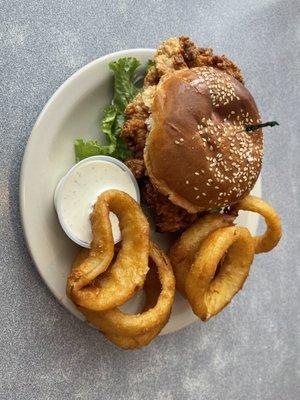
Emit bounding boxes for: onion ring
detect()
[82,242,175,336]
[169,214,235,295]
[77,242,175,349]
[103,324,164,350]
[67,190,149,311]
[170,213,255,321]
[237,195,282,254]
[184,226,254,321]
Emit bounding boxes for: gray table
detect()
[1,1,299,399]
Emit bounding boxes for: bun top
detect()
[144,67,263,213]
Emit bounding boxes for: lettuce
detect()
[75,57,142,162]
[109,57,140,111]
[74,139,111,161]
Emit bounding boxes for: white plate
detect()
[20,49,261,336]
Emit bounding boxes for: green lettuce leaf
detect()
[74,139,111,161]
[75,57,140,162]
[112,137,132,160]
[109,57,140,111]
[101,105,118,145]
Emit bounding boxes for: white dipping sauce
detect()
[55,157,139,248]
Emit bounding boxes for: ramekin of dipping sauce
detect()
[54,155,140,248]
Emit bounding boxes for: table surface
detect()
[1,1,299,399]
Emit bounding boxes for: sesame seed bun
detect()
[144,67,263,213]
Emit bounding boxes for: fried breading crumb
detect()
[124,158,145,179]
[125,93,149,120]
[154,37,188,76]
[121,119,147,158]
[179,36,244,84]
[144,65,160,87]
[143,181,198,232]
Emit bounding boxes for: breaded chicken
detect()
[142,181,198,232]
[179,36,244,83]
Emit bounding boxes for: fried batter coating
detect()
[154,37,188,76]
[179,36,244,84]
[144,36,244,85]
[120,89,154,158]
[144,65,160,87]
[121,118,147,158]
[124,158,145,179]
[125,93,149,120]
[143,181,198,232]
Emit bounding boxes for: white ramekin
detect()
[54,155,140,248]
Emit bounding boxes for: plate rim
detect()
[19,48,262,336]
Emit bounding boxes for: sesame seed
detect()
[195,172,200,175]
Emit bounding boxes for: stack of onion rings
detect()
[67,190,175,349]
[67,191,281,348]
[170,196,282,321]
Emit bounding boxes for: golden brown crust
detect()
[67,190,150,311]
[169,213,235,295]
[125,92,149,120]
[124,158,145,179]
[179,36,244,84]
[236,195,282,254]
[144,65,160,87]
[154,37,188,77]
[183,225,254,321]
[121,119,148,158]
[120,92,151,159]
[144,67,263,212]
[142,181,198,232]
